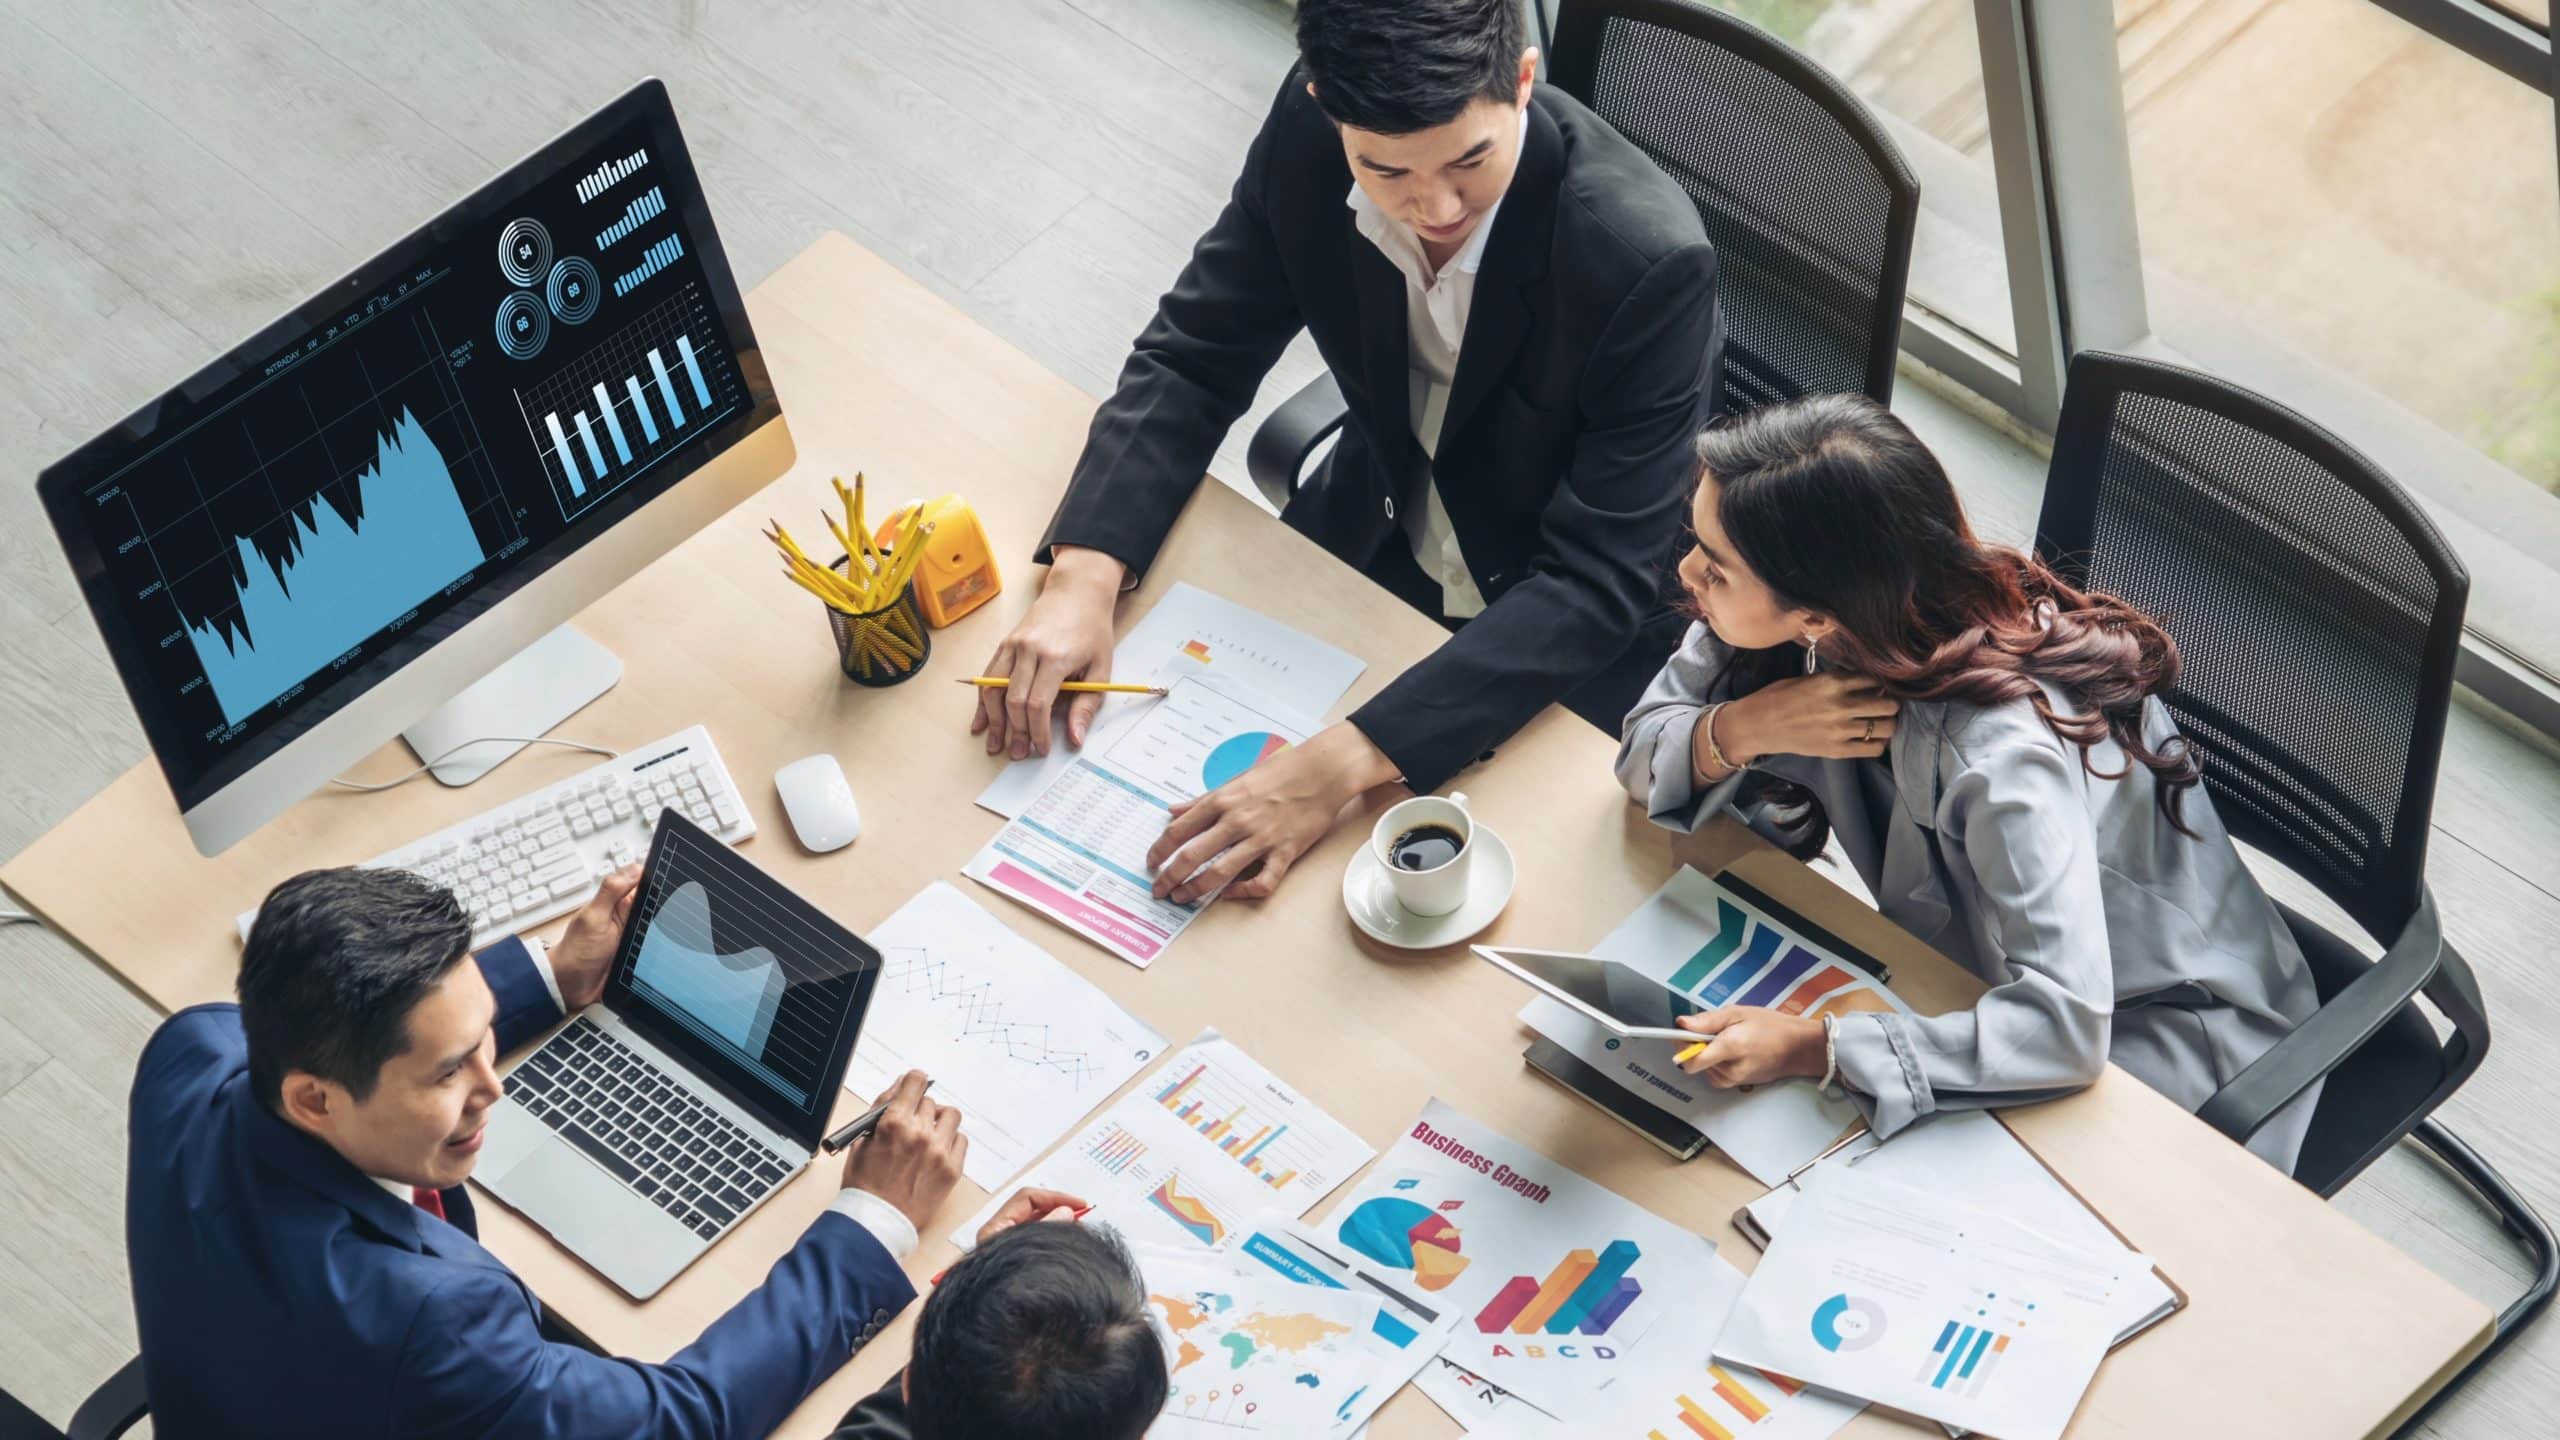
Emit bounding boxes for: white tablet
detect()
[1472,946,1704,1042]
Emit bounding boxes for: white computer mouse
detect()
[773,754,861,853]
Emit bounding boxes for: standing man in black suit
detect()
[969,0,1724,904]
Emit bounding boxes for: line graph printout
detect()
[951,1030,1375,1257]
[844,882,1166,1188]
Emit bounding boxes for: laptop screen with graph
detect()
[607,812,878,1148]
[37,79,776,812]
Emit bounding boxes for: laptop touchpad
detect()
[503,1140,701,1299]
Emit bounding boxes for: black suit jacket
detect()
[1038,75,1723,790]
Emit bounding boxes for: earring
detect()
[1803,634,1820,675]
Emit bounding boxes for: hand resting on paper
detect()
[973,545,1126,760]
[1146,723,1400,905]
[1674,1006,1827,1088]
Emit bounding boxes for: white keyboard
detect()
[234,726,756,951]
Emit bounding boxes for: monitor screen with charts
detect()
[37,79,779,833]
[609,813,878,1148]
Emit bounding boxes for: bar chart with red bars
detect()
[1151,1056,1312,1191]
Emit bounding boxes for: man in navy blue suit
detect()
[125,864,965,1438]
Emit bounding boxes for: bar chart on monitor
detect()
[512,281,743,522]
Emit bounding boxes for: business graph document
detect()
[1134,1244,1382,1439]
[843,882,1166,1189]
[1523,868,1914,1186]
[949,1030,1375,1257]
[1599,1255,1865,1440]
[1222,1218,1463,1437]
[1716,1167,2139,1440]
[1326,1100,1719,1415]
[976,581,1366,818]
[965,677,1311,967]
[1736,1110,2180,1349]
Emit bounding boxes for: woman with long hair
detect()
[1621,394,2320,1170]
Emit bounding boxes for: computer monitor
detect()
[38,79,792,858]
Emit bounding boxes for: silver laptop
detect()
[475,810,878,1299]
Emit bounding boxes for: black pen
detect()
[820,1079,932,1155]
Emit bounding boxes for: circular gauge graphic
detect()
[497,218,552,287]
[546,256,601,325]
[494,290,549,360]
[1810,1293,1887,1353]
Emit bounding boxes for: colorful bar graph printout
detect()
[1733,945,1822,1009]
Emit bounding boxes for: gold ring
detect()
[1860,717,1875,743]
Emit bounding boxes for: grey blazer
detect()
[1618,623,2321,1172]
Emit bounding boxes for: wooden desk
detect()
[2,232,2488,1438]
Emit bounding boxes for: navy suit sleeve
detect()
[1035,79,1307,582]
[1346,243,1721,790]
[391,1212,917,1440]
[475,936,564,1054]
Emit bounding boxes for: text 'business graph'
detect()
[514,284,741,522]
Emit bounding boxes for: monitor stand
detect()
[400,626,623,786]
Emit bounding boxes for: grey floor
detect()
[2,2,2556,1434]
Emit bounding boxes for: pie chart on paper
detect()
[1202,731,1291,791]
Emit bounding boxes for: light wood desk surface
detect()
[2,232,2488,1438]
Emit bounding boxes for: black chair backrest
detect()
[1548,0,1919,412]
[2036,351,2469,943]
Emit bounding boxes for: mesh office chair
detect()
[0,1360,146,1440]
[1245,0,1921,506]
[2036,350,2556,1421]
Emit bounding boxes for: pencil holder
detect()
[826,554,932,687]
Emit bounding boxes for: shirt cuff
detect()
[1830,1011,1930,1139]
[519,935,567,1013]
[828,1188,921,1261]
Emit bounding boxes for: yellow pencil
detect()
[954,678,1169,696]
[1675,1040,1710,1064]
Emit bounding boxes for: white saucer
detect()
[1342,822,1518,950]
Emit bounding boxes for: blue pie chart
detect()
[1811,1293,1887,1352]
[1202,731,1289,791]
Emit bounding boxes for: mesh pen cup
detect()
[826,555,932,687]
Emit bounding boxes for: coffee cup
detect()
[1370,792,1474,917]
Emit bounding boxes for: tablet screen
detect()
[1490,950,1705,1034]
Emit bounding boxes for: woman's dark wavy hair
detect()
[1692,393,2200,859]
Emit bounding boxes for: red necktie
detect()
[412,1186,447,1222]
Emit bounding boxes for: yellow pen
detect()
[1675,1040,1710,1064]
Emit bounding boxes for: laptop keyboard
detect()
[507,1018,797,1240]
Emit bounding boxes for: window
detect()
[2118,0,2560,497]
[1703,1,2016,353]
[2110,0,2560,679]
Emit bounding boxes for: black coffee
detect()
[1389,823,1466,872]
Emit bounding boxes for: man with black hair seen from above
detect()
[827,1198,1171,1440]
[969,0,1724,906]
[124,864,967,1436]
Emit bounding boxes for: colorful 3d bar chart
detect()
[1473,1242,1644,1335]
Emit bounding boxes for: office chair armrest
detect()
[1244,372,1347,514]
[2194,889,2443,1146]
[67,1355,148,1440]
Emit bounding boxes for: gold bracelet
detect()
[1700,701,1736,776]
